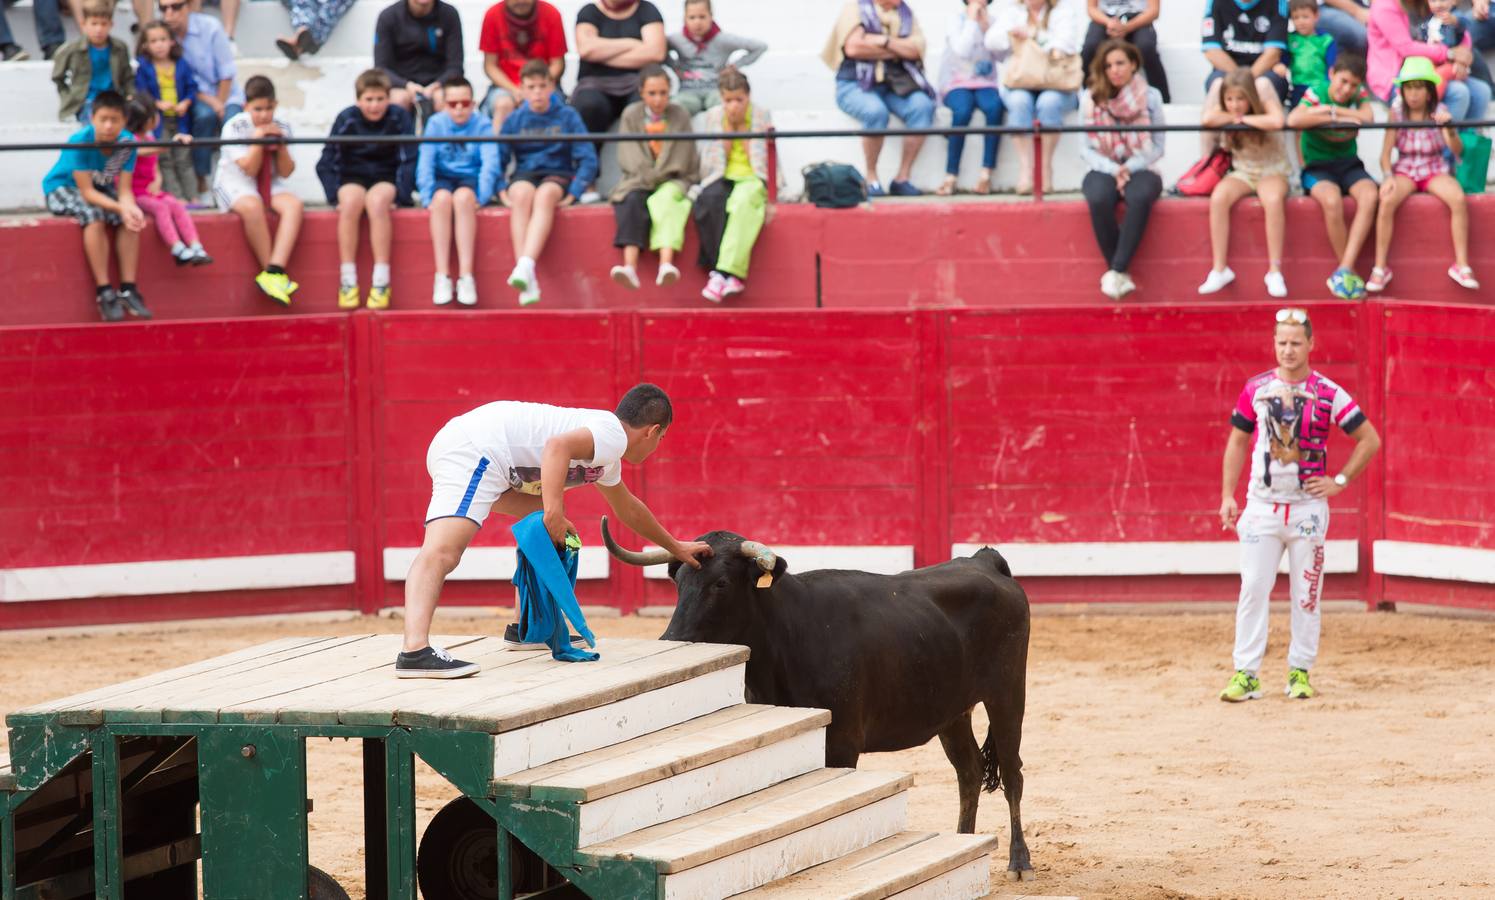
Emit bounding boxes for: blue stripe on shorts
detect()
[455,457,490,518]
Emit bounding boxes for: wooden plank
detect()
[97,635,381,724]
[887,857,993,900]
[580,769,913,872]
[12,637,328,721]
[505,705,829,802]
[735,832,998,899]
[0,751,13,792]
[435,642,750,733]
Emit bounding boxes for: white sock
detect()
[372,263,391,288]
[170,241,187,256]
[189,241,204,251]
[518,256,536,273]
[340,262,357,287]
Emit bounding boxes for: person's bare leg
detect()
[1373,176,1414,270]
[1209,177,1254,272]
[1201,79,1223,156]
[218,0,240,38]
[429,189,453,276]
[1039,133,1058,192]
[861,135,884,183]
[506,181,535,259]
[337,183,368,267]
[1311,182,1347,262]
[521,182,565,260]
[1259,175,1288,271]
[1427,174,1470,268]
[81,221,111,285]
[1013,137,1034,193]
[115,227,139,282]
[269,194,303,268]
[453,188,477,277]
[659,247,675,266]
[365,182,397,266]
[133,0,150,28]
[1343,179,1378,269]
[896,135,926,182]
[490,93,517,133]
[622,244,640,268]
[390,87,417,113]
[232,196,271,265]
[402,516,480,652]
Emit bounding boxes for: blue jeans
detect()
[1459,10,1495,51]
[835,80,937,130]
[944,87,1002,173]
[1443,77,1490,123]
[1316,5,1368,55]
[190,99,244,178]
[0,0,64,50]
[999,87,1078,129]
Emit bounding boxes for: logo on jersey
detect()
[507,464,608,495]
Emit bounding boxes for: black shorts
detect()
[1301,157,1376,194]
[339,174,396,191]
[510,170,571,191]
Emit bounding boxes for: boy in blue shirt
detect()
[496,59,597,307]
[51,0,132,123]
[41,89,150,322]
[417,75,499,307]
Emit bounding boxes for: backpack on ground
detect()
[802,162,867,208]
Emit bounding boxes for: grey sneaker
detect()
[96,288,125,322]
[502,623,587,650]
[117,286,153,319]
[394,646,480,679]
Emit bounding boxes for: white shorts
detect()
[424,420,509,526]
[213,170,293,210]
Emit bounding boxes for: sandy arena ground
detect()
[3,607,1494,899]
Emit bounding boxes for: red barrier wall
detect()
[2,301,1491,629]
[2,197,1492,326]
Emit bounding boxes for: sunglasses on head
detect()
[446,99,473,108]
[1275,308,1310,325]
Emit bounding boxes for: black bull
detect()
[601,518,1034,880]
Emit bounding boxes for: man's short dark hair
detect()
[442,74,472,93]
[1288,0,1317,13]
[1331,52,1367,82]
[519,58,552,82]
[616,384,673,429]
[92,90,128,115]
[245,75,277,103]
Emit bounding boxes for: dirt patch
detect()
[3,607,1493,899]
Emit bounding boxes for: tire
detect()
[417,797,554,900]
[307,866,351,900]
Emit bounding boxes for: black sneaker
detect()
[117,286,152,319]
[502,622,587,650]
[42,45,60,62]
[1,44,29,62]
[96,288,125,322]
[394,646,480,679]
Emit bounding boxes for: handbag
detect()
[1455,129,1490,195]
[802,162,867,208]
[1174,148,1232,196]
[1001,36,1082,93]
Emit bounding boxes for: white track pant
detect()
[1233,498,1329,675]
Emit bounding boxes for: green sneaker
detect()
[1219,670,1262,702]
[1286,668,1316,700]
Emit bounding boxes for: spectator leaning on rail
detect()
[986,0,1084,196]
[160,0,241,200]
[824,0,937,198]
[51,0,132,123]
[666,0,767,115]
[274,0,358,61]
[572,0,668,199]
[936,0,1004,196]
[375,0,466,123]
[477,0,569,131]
[1081,0,1169,103]
[1080,39,1164,302]
[1199,0,1289,156]
[1368,0,1488,120]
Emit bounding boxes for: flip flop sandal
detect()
[1447,265,1480,289]
[1366,267,1392,293]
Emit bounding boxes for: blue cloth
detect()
[417,110,500,206]
[944,87,1002,173]
[496,99,598,200]
[135,56,201,138]
[180,12,242,107]
[42,125,137,195]
[510,511,598,662]
[835,79,936,129]
[87,45,112,101]
[999,87,1079,129]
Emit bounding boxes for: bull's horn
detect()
[600,516,676,566]
[739,540,777,573]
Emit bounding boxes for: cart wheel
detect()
[308,866,351,900]
[417,797,552,900]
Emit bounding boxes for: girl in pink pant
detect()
[126,100,213,266]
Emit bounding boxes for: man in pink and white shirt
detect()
[1218,308,1380,703]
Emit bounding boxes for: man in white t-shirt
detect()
[1218,308,1380,702]
[396,383,713,677]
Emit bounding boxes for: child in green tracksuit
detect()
[609,65,698,291]
[1277,0,1338,108]
[691,69,775,304]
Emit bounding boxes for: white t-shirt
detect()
[452,401,628,495]
[1231,369,1365,504]
[214,111,293,194]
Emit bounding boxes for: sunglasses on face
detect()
[446,99,473,108]
[1275,308,1310,325]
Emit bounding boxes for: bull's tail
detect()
[979,727,1002,794]
[973,546,1012,579]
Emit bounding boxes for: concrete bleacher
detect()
[0,0,1485,211]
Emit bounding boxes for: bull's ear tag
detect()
[756,572,774,589]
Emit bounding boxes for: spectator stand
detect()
[1,0,1493,209]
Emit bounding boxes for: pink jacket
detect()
[1366,0,1470,101]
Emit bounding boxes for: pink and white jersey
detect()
[1231,369,1366,503]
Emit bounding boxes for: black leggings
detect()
[1081,22,1171,104]
[570,88,638,147]
[692,178,732,271]
[1081,168,1162,274]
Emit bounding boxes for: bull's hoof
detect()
[1005,867,1036,882]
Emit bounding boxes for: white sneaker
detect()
[432,274,453,306]
[610,264,640,289]
[518,273,541,307]
[1114,271,1136,299]
[506,261,532,292]
[456,274,478,306]
[1198,267,1236,295]
[1100,270,1120,300]
[1264,270,1288,298]
[656,262,680,286]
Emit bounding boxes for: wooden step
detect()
[499,705,830,846]
[735,831,997,899]
[582,769,913,900]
